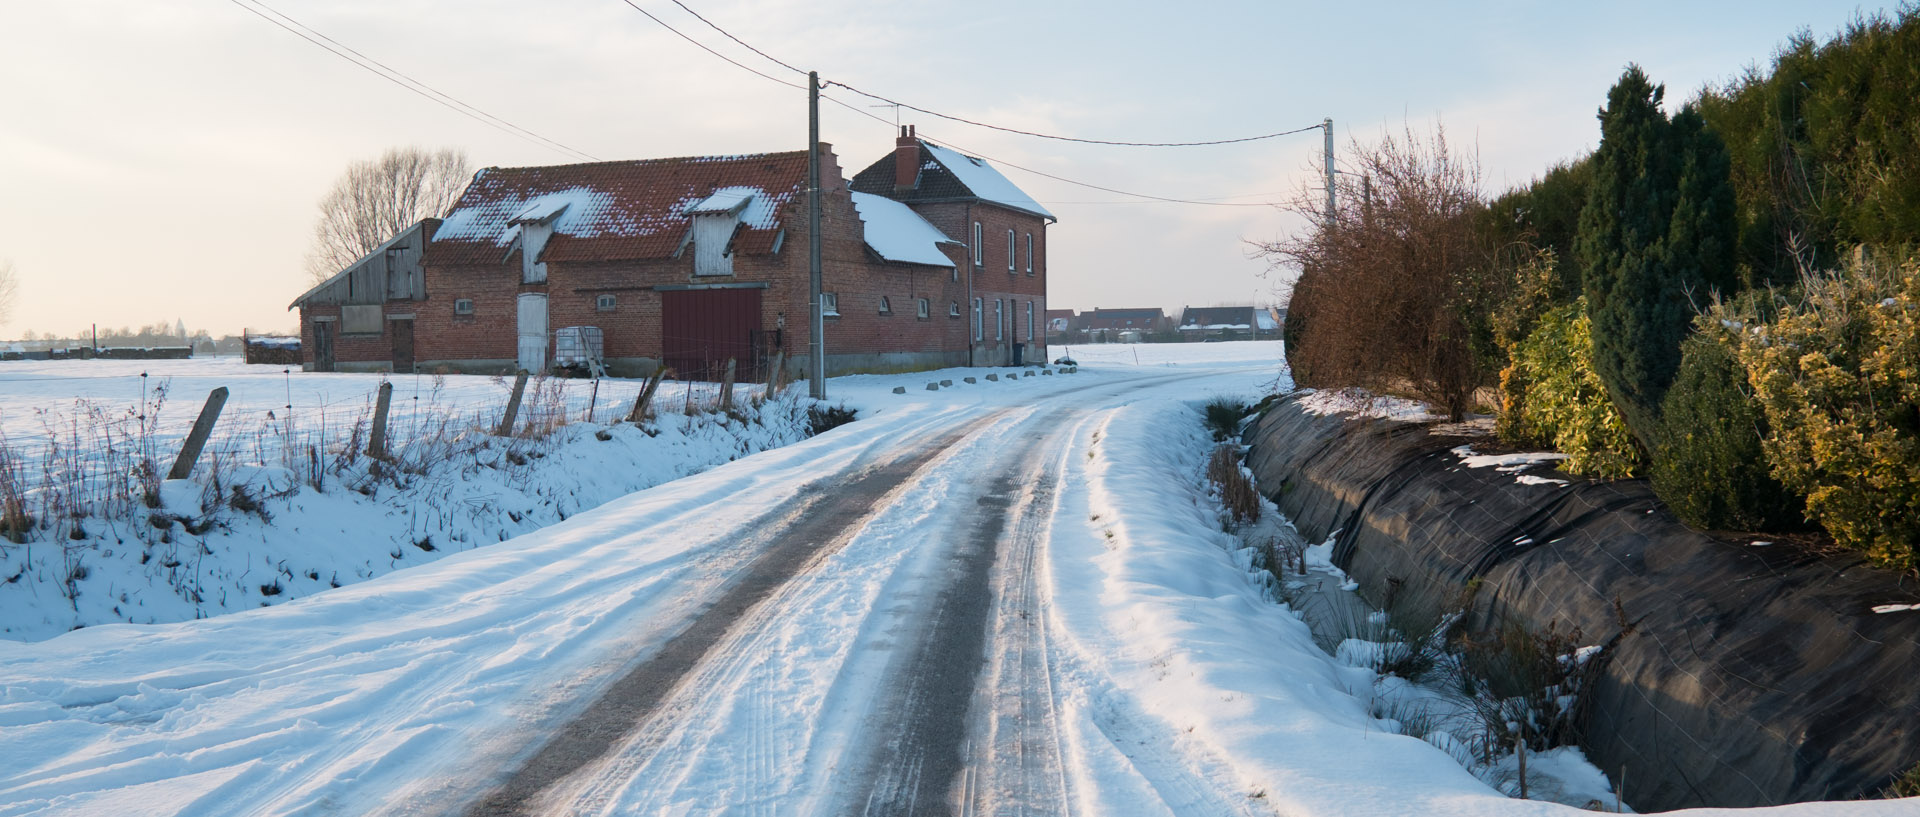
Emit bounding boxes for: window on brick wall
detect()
[596,294,617,311]
[878,296,892,315]
[995,299,1004,340]
[1007,230,1015,272]
[1025,233,1033,275]
[917,298,930,319]
[971,222,983,266]
[821,292,840,317]
[454,298,475,316]
[1027,301,1034,340]
[949,301,960,318]
[972,297,983,340]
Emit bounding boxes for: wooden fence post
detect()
[718,358,736,411]
[168,387,229,480]
[495,370,530,437]
[367,381,393,460]
[626,366,669,423]
[765,351,786,396]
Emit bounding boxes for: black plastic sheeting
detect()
[1244,394,1920,811]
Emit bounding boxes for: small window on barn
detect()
[971,222,983,266]
[878,296,892,315]
[949,301,961,318]
[821,292,840,317]
[454,298,475,316]
[917,298,930,319]
[1007,229,1016,272]
[596,294,617,311]
[1025,233,1033,275]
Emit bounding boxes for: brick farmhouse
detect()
[292,128,1054,378]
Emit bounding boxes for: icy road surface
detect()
[2,343,1909,816]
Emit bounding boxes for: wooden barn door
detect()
[516,293,548,373]
[389,318,414,374]
[662,288,762,381]
[312,321,335,373]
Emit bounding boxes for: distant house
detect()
[1080,307,1170,342]
[290,131,1054,377]
[1044,308,1078,342]
[1177,305,1283,341]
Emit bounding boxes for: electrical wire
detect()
[226,0,599,161]
[652,0,1320,148]
[613,0,809,92]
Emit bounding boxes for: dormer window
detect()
[510,199,570,285]
[686,189,755,277]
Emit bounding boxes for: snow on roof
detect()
[851,192,958,268]
[1255,310,1279,330]
[677,186,778,228]
[920,143,1055,220]
[429,153,807,266]
[685,187,755,216]
[441,186,616,245]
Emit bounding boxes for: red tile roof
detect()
[428,152,808,266]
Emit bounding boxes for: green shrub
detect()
[1731,251,1920,569]
[1649,327,1804,531]
[1499,300,1641,478]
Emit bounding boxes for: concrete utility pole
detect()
[807,70,827,400]
[1323,117,1336,222]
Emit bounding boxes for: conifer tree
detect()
[1575,66,1737,450]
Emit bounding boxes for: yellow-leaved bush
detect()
[1497,299,1642,479]
[1729,252,1920,569]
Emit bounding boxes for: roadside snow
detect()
[1297,387,1445,422]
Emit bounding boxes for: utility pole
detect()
[1323,117,1336,223]
[807,70,826,400]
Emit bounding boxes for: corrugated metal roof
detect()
[429,152,807,267]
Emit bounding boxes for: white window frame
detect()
[1006,229,1016,272]
[995,299,1004,340]
[878,295,892,315]
[1026,301,1034,340]
[972,297,983,340]
[950,301,961,318]
[595,294,617,311]
[454,298,475,316]
[971,222,983,266]
[917,298,930,319]
[820,292,839,317]
[1025,233,1033,275]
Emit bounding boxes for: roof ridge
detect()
[480,150,807,174]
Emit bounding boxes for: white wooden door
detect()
[517,293,548,373]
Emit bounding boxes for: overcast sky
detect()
[0,0,1891,338]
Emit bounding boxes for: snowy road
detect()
[8,343,1901,816]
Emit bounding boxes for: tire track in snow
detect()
[462,412,1009,817]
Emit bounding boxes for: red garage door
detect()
[662,288,763,382]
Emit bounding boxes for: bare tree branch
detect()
[304,147,473,284]
[0,259,19,329]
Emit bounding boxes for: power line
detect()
[227,0,598,161]
[825,80,1323,148]
[650,0,1319,148]
[665,0,809,78]
[612,0,809,92]
[615,1,1298,206]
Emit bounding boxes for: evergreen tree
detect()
[1575,66,1737,451]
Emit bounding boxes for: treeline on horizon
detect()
[1274,7,1920,569]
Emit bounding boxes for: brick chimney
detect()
[893,125,918,193]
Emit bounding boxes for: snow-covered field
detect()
[0,343,1910,815]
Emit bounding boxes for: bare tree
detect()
[0,259,18,330]
[1253,123,1494,420]
[305,147,472,283]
